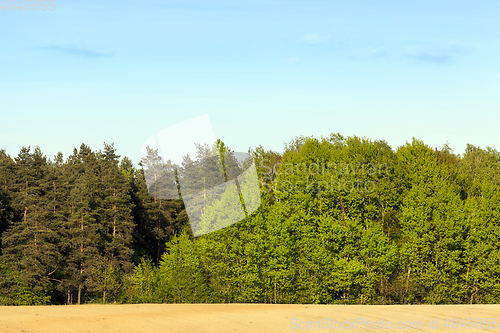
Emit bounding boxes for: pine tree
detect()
[140,147,188,264]
[1,147,62,304]
[65,144,103,304]
[99,143,134,273]
[125,160,160,263]
[0,150,15,254]
[0,150,16,304]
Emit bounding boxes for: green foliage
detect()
[89,257,121,304]
[131,257,159,303]
[158,232,209,303]
[1,136,500,305]
[0,143,185,305]
[14,273,52,306]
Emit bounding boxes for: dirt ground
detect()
[0,303,499,332]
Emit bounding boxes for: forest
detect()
[0,133,499,305]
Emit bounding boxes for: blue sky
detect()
[1,0,499,165]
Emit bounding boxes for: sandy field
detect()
[0,303,499,332]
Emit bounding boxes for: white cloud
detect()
[405,41,467,64]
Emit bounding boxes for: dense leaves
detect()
[1,136,499,305]
[0,144,188,305]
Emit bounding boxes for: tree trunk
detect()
[274,281,276,304]
[78,284,82,305]
[404,265,411,305]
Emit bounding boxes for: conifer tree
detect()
[125,160,160,263]
[1,147,62,304]
[99,143,134,273]
[0,150,15,254]
[65,144,103,304]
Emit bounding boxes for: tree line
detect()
[1,134,499,305]
[0,143,187,305]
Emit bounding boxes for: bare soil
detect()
[1,303,499,332]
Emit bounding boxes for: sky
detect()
[1,0,500,165]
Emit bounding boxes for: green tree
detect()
[158,232,209,303]
[1,147,62,304]
[396,139,465,304]
[458,145,500,303]
[131,257,159,303]
[64,144,103,304]
[89,257,121,304]
[0,150,15,255]
[99,143,135,273]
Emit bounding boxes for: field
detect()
[1,304,499,332]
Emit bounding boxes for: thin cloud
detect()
[297,34,330,45]
[286,57,300,63]
[352,47,387,59]
[405,41,467,64]
[40,43,114,58]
